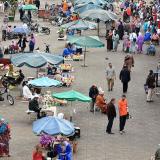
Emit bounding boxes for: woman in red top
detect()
[32,145,44,160]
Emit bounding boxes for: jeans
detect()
[106,117,114,133]
[120,115,127,131]
[123,82,128,93]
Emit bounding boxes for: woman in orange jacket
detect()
[118,95,128,134]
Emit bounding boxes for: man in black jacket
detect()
[28,95,41,119]
[89,85,99,112]
[119,65,131,93]
[146,70,155,102]
[106,98,116,134]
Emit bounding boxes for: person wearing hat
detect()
[22,81,33,100]
[146,70,155,102]
[96,89,107,113]
[28,95,41,119]
[118,95,128,134]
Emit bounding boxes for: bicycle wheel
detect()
[7,94,14,105]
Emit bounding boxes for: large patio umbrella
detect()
[22,4,38,11]
[28,77,62,88]
[11,53,64,68]
[33,116,75,136]
[80,9,118,35]
[74,3,101,14]
[61,19,97,30]
[67,35,104,66]
[52,90,91,102]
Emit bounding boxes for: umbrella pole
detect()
[97,22,100,36]
[36,68,38,78]
[70,101,73,122]
[81,47,87,67]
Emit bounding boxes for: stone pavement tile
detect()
[86,149,106,160]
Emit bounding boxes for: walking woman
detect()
[118,21,124,40]
[106,30,113,51]
[29,34,35,52]
[112,30,119,52]
[0,118,11,157]
[137,32,144,54]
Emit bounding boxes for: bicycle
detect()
[0,87,14,105]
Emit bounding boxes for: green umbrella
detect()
[61,19,97,31]
[67,35,104,66]
[22,4,38,11]
[52,90,91,102]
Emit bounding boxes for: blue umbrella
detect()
[74,3,101,13]
[13,27,30,34]
[33,116,75,136]
[28,77,62,87]
[11,53,64,68]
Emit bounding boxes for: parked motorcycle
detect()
[51,16,70,26]
[29,23,50,35]
[1,71,25,88]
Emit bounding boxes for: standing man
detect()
[106,98,116,134]
[118,95,128,134]
[146,70,155,102]
[89,85,99,112]
[119,65,131,93]
[106,63,116,91]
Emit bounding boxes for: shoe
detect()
[122,130,125,133]
[106,131,114,134]
[108,132,115,134]
[90,110,94,112]
[119,131,123,135]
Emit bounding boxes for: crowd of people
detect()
[106,0,160,56]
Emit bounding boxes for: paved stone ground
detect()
[0,1,160,160]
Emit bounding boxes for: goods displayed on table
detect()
[42,91,67,107]
[59,63,73,72]
[72,54,84,61]
[61,74,75,87]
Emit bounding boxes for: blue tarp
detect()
[13,27,30,34]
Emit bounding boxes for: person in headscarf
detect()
[29,34,35,52]
[106,30,113,51]
[112,30,119,52]
[0,118,11,157]
[136,32,144,54]
[129,30,137,53]
[123,32,129,52]
[118,21,124,40]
